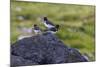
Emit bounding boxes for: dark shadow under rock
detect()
[11,32,88,66]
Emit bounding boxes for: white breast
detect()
[34,30,41,33]
[43,21,55,29]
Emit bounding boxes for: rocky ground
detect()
[11,32,88,67]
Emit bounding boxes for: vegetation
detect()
[11,1,95,61]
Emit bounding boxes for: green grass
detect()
[11,1,95,61]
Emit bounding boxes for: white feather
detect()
[43,21,55,29]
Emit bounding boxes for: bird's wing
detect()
[46,20,55,26]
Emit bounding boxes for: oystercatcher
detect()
[42,17,59,33]
[33,24,41,34]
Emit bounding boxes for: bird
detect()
[42,17,60,33]
[32,24,41,34]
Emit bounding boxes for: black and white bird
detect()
[33,24,41,34]
[42,17,59,33]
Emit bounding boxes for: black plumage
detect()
[43,17,60,33]
[43,17,55,26]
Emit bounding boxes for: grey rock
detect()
[11,32,87,66]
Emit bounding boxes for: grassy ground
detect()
[11,1,95,61]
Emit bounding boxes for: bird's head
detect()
[34,24,37,27]
[55,25,60,30]
[43,17,48,21]
[55,25,60,28]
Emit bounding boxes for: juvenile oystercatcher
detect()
[33,24,41,34]
[42,17,59,33]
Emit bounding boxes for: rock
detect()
[11,32,88,66]
[11,55,37,67]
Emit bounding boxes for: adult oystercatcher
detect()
[42,17,59,33]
